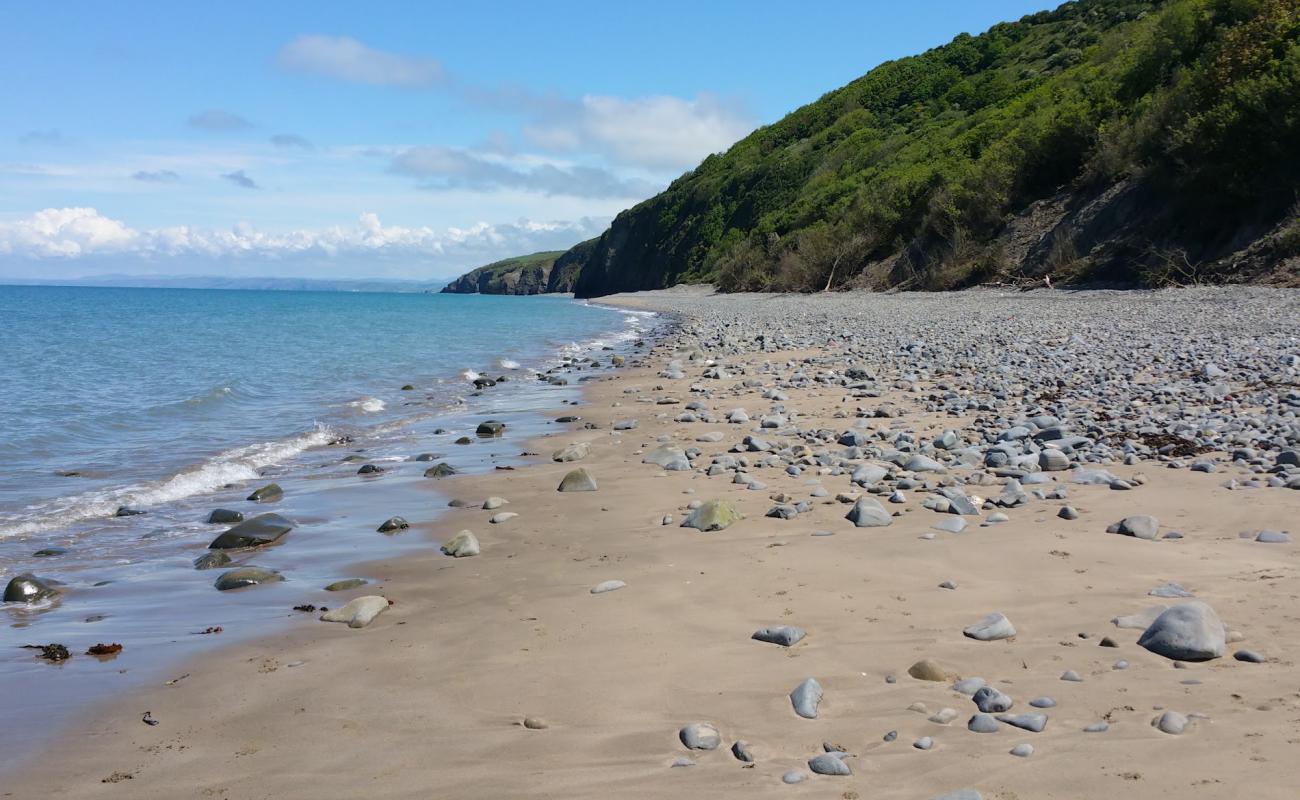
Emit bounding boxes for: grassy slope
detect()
[440,251,568,294]
[569,0,1299,296]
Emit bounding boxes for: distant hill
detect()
[440,248,586,294]
[548,0,1300,296]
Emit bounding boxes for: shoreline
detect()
[4,287,1299,799]
[0,298,657,774]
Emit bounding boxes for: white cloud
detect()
[278,35,445,88]
[0,207,604,270]
[576,94,754,169]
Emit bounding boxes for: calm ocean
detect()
[0,284,654,765]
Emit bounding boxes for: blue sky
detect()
[0,0,1052,281]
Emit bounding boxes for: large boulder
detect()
[246,483,283,502]
[214,566,282,591]
[642,446,691,471]
[208,513,294,549]
[681,500,742,532]
[557,468,598,492]
[846,496,892,527]
[1110,515,1159,540]
[320,595,389,628]
[552,442,590,462]
[3,573,60,603]
[1137,601,1226,661]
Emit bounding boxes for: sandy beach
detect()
[6,287,1300,799]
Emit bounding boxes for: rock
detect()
[476,421,505,437]
[908,659,953,681]
[807,753,851,776]
[557,468,598,492]
[1084,721,1109,732]
[1029,697,1056,708]
[213,567,282,591]
[1137,601,1226,661]
[590,579,626,594]
[933,517,967,533]
[681,500,742,532]
[905,454,946,473]
[115,506,146,516]
[1255,530,1291,543]
[246,483,283,502]
[963,612,1016,641]
[425,462,457,478]
[731,740,754,762]
[3,573,60,603]
[207,508,243,524]
[490,512,517,524]
[752,625,806,646]
[670,757,692,768]
[1061,670,1083,682]
[1152,711,1189,735]
[320,595,389,628]
[552,442,591,462]
[32,548,66,557]
[938,486,980,515]
[208,513,294,549]
[996,713,1047,732]
[790,678,823,719]
[612,419,638,431]
[952,677,986,695]
[483,496,508,510]
[929,708,959,724]
[1149,582,1194,598]
[522,717,548,730]
[782,771,806,784]
[356,464,384,475]
[1234,649,1265,663]
[324,578,367,592]
[678,723,721,750]
[192,551,231,570]
[933,792,983,800]
[968,713,1000,733]
[845,496,892,527]
[973,686,1013,713]
[643,446,691,471]
[1058,505,1079,520]
[377,516,409,533]
[914,736,934,750]
[1039,449,1070,471]
[1116,515,1160,540]
[441,530,480,558]
[1010,743,1034,757]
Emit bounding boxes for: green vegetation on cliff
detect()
[441,250,577,294]
[567,0,1299,296]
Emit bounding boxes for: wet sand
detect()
[5,287,1299,799]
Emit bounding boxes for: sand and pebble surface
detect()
[5,285,1300,799]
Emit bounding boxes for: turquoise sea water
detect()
[0,285,635,540]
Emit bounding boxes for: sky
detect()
[0,0,1053,282]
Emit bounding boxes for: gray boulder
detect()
[752,625,806,647]
[643,446,691,471]
[557,468,598,492]
[790,678,823,719]
[208,513,294,549]
[846,496,892,527]
[1137,601,1225,661]
[214,566,282,591]
[964,612,1016,641]
[3,573,60,603]
[807,753,851,776]
[679,723,721,750]
[246,483,283,502]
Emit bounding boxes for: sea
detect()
[0,284,657,769]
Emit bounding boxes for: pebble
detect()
[590,580,626,594]
[963,612,1017,641]
[752,625,807,647]
[807,753,851,776]
[678,722,721,750]
[1010,743,1034,757]
[319,595,389,629]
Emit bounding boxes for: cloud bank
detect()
[0,207,605,275]
[387,146,657,199]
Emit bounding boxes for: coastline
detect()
[5,287,1300,799]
